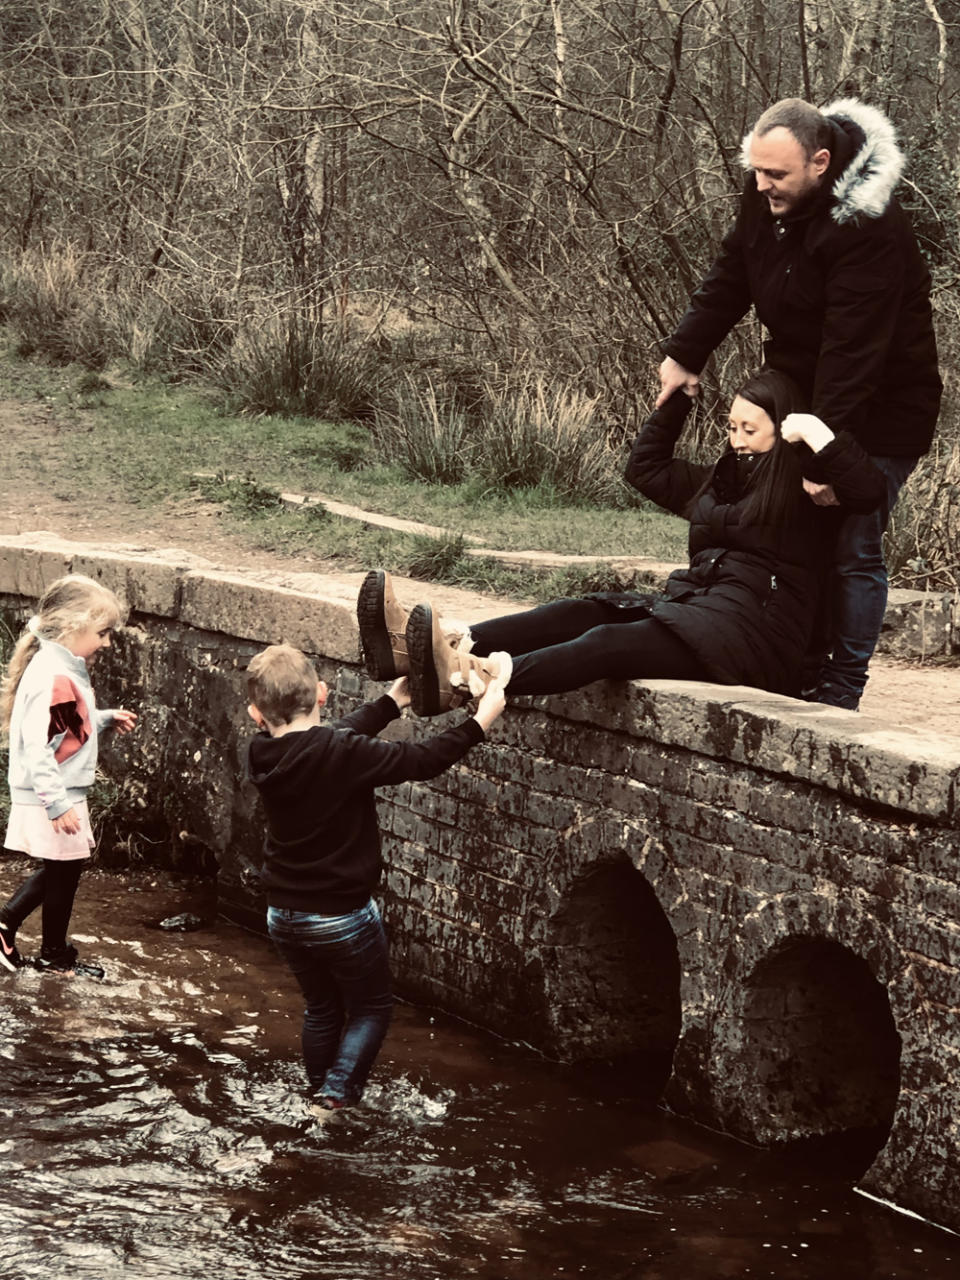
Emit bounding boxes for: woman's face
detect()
[728,395,777,454]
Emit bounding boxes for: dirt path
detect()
[1,395,958,744]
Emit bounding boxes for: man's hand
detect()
[802,479,840,506]
[656,357,700,408]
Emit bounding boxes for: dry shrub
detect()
[887,425,960,593]
[6,245,111,368]
[887,289,960,593]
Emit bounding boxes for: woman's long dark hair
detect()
[690,368,808,527]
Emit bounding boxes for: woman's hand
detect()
[781,412,835,453]
[113,709,138,734]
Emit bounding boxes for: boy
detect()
[245,643,506,1112]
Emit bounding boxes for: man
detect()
[657,98,941,710]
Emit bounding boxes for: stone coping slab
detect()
[0,532,957,824]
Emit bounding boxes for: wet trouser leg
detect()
[40,860,85,952]
[267,899,393,1104]
[468,597,707,696]
[817,456,918,703]
[0,858,85,950]
[0,861,47,930]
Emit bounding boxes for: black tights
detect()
[0,857,86,952]
[469,595,708,697]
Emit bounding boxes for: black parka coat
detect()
[625,393,886,695]
[664,98,941,458]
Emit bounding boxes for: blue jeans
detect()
[817,455,918,700]
[267,898,393,1104]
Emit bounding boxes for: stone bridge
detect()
[1,534,959,1232]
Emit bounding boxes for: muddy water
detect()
[0,861,955,1280]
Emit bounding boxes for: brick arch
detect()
[707,934,901,1169]
[536,859,681,1098]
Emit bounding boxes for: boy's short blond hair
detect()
[247,644,318,725]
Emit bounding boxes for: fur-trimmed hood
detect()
[740,97,904,225]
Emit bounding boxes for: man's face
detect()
[748,126,830,216]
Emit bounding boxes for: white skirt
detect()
[4,800,95,861]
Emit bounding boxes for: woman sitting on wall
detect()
[357,370,885,715]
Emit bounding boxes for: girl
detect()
[0,575,137,977]
[357,370,886,713]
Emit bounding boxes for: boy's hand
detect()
[473,679,506,732]
[388,677,411,710]
[113,709,138,734]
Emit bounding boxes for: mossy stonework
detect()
[2,533,959,1230]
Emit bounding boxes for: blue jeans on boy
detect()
[816,455,918,706]
[267,898,393,1104]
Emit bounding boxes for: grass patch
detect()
[0,341,689,595]
[194,472,289,518]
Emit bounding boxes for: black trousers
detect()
[469,595,708,696]
[0,857,86,952]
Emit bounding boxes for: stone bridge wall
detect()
[1,534,959,1231]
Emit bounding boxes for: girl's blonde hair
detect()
[1,574,126,733]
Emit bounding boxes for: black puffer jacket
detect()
[625,393,885,695]
[664,98,941,457]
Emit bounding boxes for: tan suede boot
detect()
[357,569,410,680]
[406,601,512,717]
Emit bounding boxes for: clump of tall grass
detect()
[372,376,475,484]
[373,368,625,504]
[476,374,623,505]
[401,531,468,580]
[213,317,379,421]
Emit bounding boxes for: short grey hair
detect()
[751,98,833,158]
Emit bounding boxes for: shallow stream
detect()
[0,861,955,1279]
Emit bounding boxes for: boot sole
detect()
[407,603,441,716]
[357,570,397,681]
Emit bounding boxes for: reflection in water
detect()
[0,861,955,1279]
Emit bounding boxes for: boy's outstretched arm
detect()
[330,674,507,790]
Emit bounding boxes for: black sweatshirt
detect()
[247,694,485,914]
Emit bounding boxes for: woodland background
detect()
[0,1,957,585]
